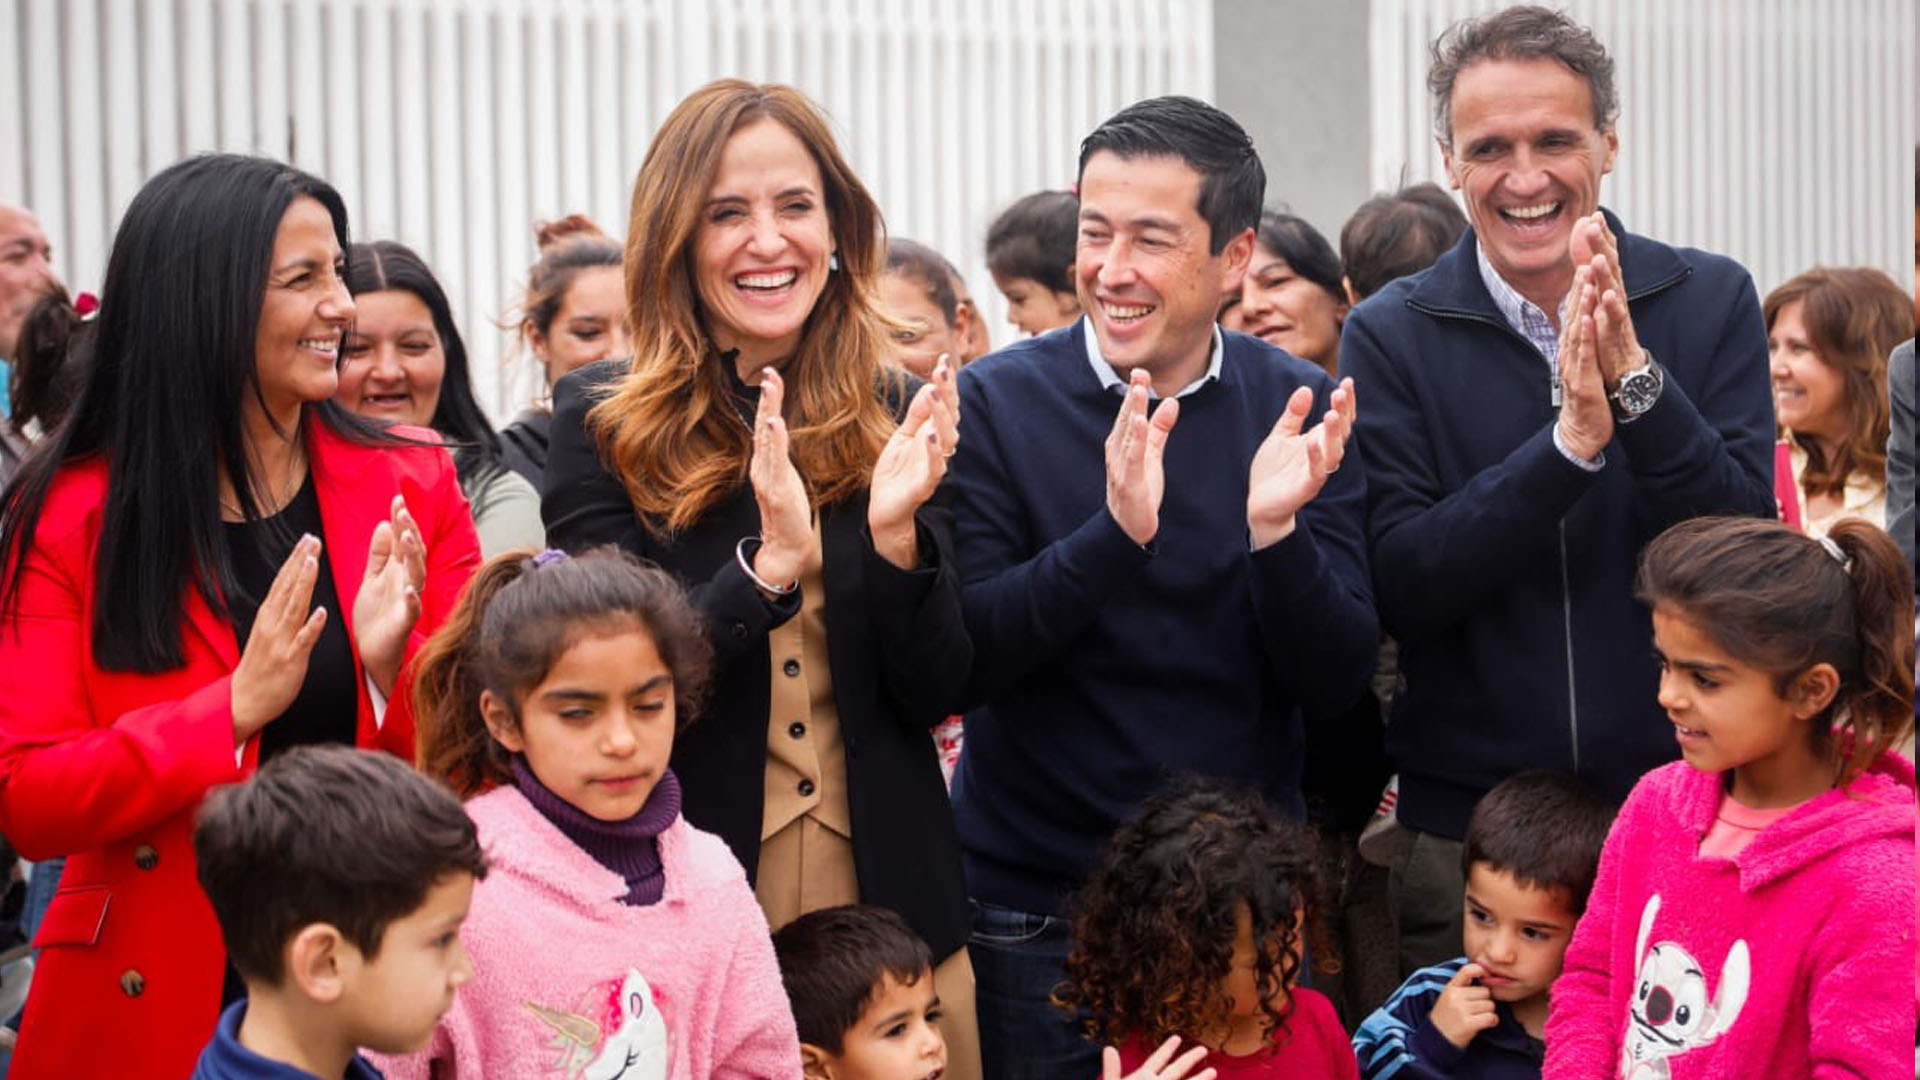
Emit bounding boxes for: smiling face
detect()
[1767,299,1850,447]
[1075,151,1252,386]
[337,289,446,428]
[483,625,676,822]
[812,969,947,1080]
[1238,246,1348,373]
[1460,863,1575,1009]
[1652,605,1834,805]
[339,871,476,1054]
[532,266,630,385]
[692,116,836,367]
[1442,57,1617,311]
[255,196,353,423]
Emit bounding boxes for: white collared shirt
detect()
[1082,318,1225,398]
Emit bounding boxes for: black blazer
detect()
[542,358,972,960]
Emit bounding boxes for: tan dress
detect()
[753,524,980,1079]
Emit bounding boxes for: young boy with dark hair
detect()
[1352,770,1613,1079]
[190,745,489,1080]
[772,905,948,1080]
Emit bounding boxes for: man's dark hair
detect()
[1077,96,1264,255]
[1462,769,1613,914]
[1339,182,1470,300]
[1427,5,1618,146]
[986,190,1080,294]
[772,904,934,1053]
[194,745,488,984]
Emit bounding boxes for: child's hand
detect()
[1431,963,1500,1049]
[1102,1036,1217,1080]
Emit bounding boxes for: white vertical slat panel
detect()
[22,0,62,261]
[425,2,463,285]
[556,2,590,217]
[253,0,288,162]
[325,0,360,229]
[217,0,251,151]
[63,0,106,293]
[17,0,1214,417]
[0,0,23,200]
[101,0,143,225]
[179,0,217,152]
[358,0,397,240]
[525,7,557,220]
[287,0,324,172]
[587,0,622,224]
[1369,0,1912,298]
[461,0,500,384]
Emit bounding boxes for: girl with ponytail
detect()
[1544,516,1915,1079]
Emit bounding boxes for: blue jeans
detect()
[968,899,1100,1080]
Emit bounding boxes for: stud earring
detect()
[829,253,840,271]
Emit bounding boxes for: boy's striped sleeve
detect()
[1352,958,1470,1079]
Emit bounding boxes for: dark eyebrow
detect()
[705,184,817,209]
[629,675,671,695]
[1652,648,1732,675]
[539,688,606,704]
[272,256,326,277]
[870,1008,912,1034]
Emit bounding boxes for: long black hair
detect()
[344,240,508,487]
[0,153,398,673]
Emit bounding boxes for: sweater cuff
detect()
[1245,516,1327,607]
[1076,504,1159,574]
[1411,1013,1470,1071]
[1511,421,1607,515]
[1610,363,1708,463]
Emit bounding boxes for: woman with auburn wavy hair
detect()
[541,79,979,1077]
[1764,266,1913,538]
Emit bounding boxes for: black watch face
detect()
[1618,372,1658,412]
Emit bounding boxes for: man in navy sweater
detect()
[944,96,1379,1079]
[1339,6,1775,980]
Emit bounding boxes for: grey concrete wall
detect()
[1213,0,1373,246]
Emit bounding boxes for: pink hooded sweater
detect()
[1543,756,1916,1080]
[373,785,802,1080]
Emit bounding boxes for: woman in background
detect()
[337,240,543,556]
[499,216,630,487]
[1764,266,1911,537]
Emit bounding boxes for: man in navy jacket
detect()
[1340,6,1775,979]
[944,96,1378,1079]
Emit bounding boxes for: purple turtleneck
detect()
[510,756,681,906]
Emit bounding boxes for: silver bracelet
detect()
[735,537,798,596]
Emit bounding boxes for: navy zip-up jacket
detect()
[1352,958,1544,1079]
[1339,210,1775,839]
[945,320,1378,914]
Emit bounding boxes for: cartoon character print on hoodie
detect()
[1619,895,1749,1080]
[524,968,671,1080]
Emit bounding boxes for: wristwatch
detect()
[1609,353,1664,421]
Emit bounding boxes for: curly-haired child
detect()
[1059,779,1361,1079]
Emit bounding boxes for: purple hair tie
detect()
[532,548,569,568]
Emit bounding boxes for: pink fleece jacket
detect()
[373,785,802,1080]
[1543,756,1916,1080]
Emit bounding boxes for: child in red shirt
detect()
[1059,779,1361,1080]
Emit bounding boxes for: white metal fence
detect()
[1,0,1214,418]
[1369,0,1915,299]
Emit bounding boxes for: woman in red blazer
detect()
[0,155,480,1077]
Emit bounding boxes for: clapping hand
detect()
[868,355,960,569]
[1431,963,1500,1049]
[748,367,813,593]
[1105,369,1180,546]
[1102,1036,1218,1080]
[1554,265,1611,462]
[229,534,328,745]
[1246,377,1356,549]
[352,495,426,697]
[1569,213,1642,387]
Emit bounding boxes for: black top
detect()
[499,407,552,490]
[541,358,973,962]
[220,472,357,761]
